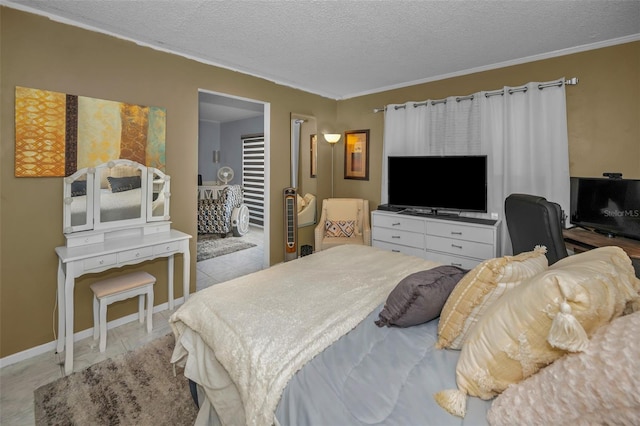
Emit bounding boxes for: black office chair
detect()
[504,193,569,265]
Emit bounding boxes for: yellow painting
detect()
[15,86,166,177]
[15,87,67,177]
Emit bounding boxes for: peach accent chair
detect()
[314,198,371,251]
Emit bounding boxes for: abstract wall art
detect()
[15,86,166,177]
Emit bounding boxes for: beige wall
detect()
[1,6,638,359]
[331,41,640,210]
[0,8,336,357]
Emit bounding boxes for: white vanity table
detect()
[55,160,192,375]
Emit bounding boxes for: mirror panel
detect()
[94,161,146,229]
[291,114,317,228]
[148,168,171,222]
[63,169,94,233]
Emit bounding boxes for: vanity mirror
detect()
[63,159,170,235]
[291,114,317,228]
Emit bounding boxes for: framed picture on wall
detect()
[310,134,317,178]
[344,129,369,180]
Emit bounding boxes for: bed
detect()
[169,245,493,425]
[71,188,165,225]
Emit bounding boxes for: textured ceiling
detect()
[4,0,640,102]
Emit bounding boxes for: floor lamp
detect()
[324,133,341,197]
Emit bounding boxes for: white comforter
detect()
[169,245,439,426]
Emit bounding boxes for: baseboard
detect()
[0,298,184,369]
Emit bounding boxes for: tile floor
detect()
[0,226,265,426]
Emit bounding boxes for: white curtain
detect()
[382,78,570,255]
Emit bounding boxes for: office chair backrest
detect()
[504,193,569,265]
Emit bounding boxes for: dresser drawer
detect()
[153,241,181,255]
[373,227,425,249]
[118,246,153,263]
[426,251,481,270]
[426,221,494,244]
[83,254,117,271]
[373,240,426,258]
[372,212,425,233]
[426,235,494,259]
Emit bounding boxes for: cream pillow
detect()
[436,246,548,350]
[297,194,306,213]
[487,311,640,425]
[303,193,314,205]
[434,246,640,418]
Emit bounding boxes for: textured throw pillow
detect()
[487,311,640,425]
[108,176,141,193]
[325,220,356,238]
[434,246,640,418]
[375,265,468,328]
[436,246,548,350]
[71,180,87,197]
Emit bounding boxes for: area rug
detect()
[34,334,197,425]
[197,234,256,262]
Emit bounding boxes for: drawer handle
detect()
[451,231,463,235]
[391,222,401,226]
[451,244,463,249]
[451,262,463,267]
[99,259,104,264]
[392,249,400,253]
[135,252,140,257]
[392,235,401,239]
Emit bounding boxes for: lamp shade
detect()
[323,133,341,144]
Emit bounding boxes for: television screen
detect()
[387,155,487,213]
[570,177,640,240]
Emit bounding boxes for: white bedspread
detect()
[170,245,439,426]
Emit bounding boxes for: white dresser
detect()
[372,210,500,269]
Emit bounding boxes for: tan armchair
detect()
[314,198,371,252]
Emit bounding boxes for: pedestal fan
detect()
[217,166,234,184]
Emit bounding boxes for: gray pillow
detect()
[107,176,141,193]
[71,180,86,196]
[375,265,468,328]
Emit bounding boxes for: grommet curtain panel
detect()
[381,78,570,255]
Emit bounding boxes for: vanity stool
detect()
[90,271,156,352]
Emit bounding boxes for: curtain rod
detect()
[372,77,579,113]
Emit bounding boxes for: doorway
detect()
[196,90,270,291]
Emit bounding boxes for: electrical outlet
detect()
[491,212,499,220]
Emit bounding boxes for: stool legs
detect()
[99,299,108,352]
[93,290,154,353]
[92,295,99,341]
[146,289,154,333]
[138,295,145,323]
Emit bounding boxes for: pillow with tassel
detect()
[436,246,549,350]
[434,246,640,418]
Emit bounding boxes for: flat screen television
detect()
[387,155,487,214]
[570,177,640,241]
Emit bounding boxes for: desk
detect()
[55,228,191,375]
[563,227,640,260]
